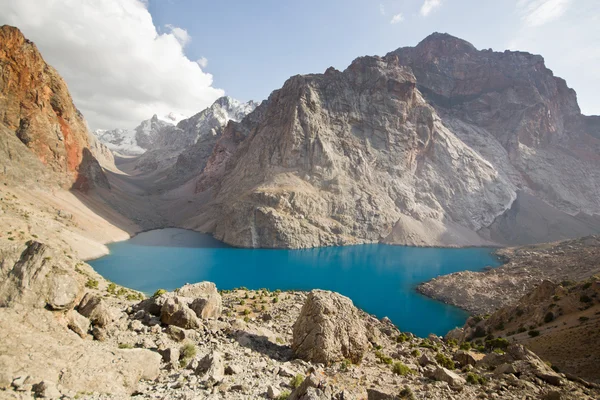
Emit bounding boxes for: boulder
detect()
[289,374,330,400]
[196,350,224,385]
[77,293,113,327]
[453,350,480,367]
[445,327,465,342]
[367,389,402,400]
[32,380,61,399]
[158,347,180,366]
[66,309,90,338]
[267,385,282,399]
[429,367,466,387]
[292,290,369,364]
[0,242,83,310]
[495,363,518,375]
[160,297,201,329]
[177,282,222,319]
[419,353,436,367]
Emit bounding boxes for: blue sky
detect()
[1,0,598,129]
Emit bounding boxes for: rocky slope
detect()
[1,240,598,399]
[417,235,600,315]
[447,276,600,384]
[182,33,599,249]
[0,25,111,190]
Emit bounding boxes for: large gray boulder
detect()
[292,290,369,364]
[179,282,222,319]
[77,293,114,328]
[195,350,224,386]
[0,242,83,310]
[160,297,201,329]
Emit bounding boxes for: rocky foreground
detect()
[1,242,599,399]
[417,235,600,314]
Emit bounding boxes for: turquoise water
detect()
[90,228,501,337]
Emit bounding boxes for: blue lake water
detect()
[89,228,501,337]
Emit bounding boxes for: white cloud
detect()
[380,4,386,15]
[196,57,208,68]
[420,0,443,16]
[165,24,191,47]
[517,0,572,27]
[390,13,404,24]
[0,0,224,130]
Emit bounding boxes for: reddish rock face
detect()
[0,25,96,187]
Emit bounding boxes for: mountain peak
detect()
[416,32,477,53]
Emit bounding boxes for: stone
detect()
[32,381,61,399]
[160,297,201,329]
[91,326,107,341]
[77,293,113,327]
[166,325,187,342]
[495,363,518,375]
[129,319,144,332]
[453,350,479,367]
[0,242,83,310]
[159,347,180,365]
[178,282,222,319]
[367,389,401,400]
[430,367,466,387]
[267,385,282,399]
[419,353,436,367]
[292,290,369,364]
[537,372,565,387]
[445,328,465,342]
[225,364,242,375]
[196,350,224,385]
[66,309,90,338]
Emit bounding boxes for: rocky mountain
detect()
[183,33,600,249]
[0,25,111,190]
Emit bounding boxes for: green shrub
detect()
[290,374,304,389]
[243,309,250,316]
[396,333,409,343]
[118,343,133,349]
[579,316,589,322]
[85,279,99,289]
[179,343,197,361]
[398,386,416,400]
[580,295,592,303]
[239,299,246,305]
[466,372,487,385]
[410,349,421,357]
[485,337,509,350]
[459,342,471,351]
[392,362,413,376]
[583,282,592,289]
[276,391,291,400]
[435,353,455,369]
[528,329,540,337]
[517,326,526,333]
[107,283,116,294]
[447,338,458,347]
[244,316,250,323]
[544,312,554,323]
[375,350,393,365]
[340,358,352,371]
[515,308,524,317]
[419,338,438,350]
[153,288,167,297]
[552,295,561,301]
[273,297,279,304]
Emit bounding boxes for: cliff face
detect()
[0,25,108,189]
[187,33,600,248]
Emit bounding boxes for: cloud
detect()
[390,13,404,24]
[165,24,191,47]
[196,57,208,68]
[0,0,224,130]
[380,4,386,15]
[517,0,572,27]
[420,0,443,16]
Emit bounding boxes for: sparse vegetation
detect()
[276,391,291,400]
[375,350,393,365]
[118,343,133,349]
[392,361,413,376]
[179,342,196,367]
[435,352,455,369]
[396,333,409,343]
[290,374,304,389]
[398,386,416,400]
[340,358,352,371]
[528,329,540,337]
[153,288,167,297]
[85,279,99,289]
[544,311,554,323]
[486,337,509,350]
[466,372,487,385]
[580,295,592,303]
[459,342,471,351]
[411,349,421,357]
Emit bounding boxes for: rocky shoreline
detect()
[417,236,600,315]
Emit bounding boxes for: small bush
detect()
[419,338,438,350]
[561,280,574,287]
[399,386,416,399]
[396,333,409,343]
[153,289,167,297]
[290,374,304,389]
[243,309,250,316]
[375,350,393,365]
[85,279,99,289]
[528,329,540,337]
[107,283,116,294]
[579,316,589,322]
[583,282,592,290]
[272,297,279,304]
[447,338,458,347]
[392,361,413,376]
[486,337,509,350]
[118,343,133,349]
[180,342,196,362]
[544,312,554,323]
[239,299,246,305]
[460,342,471,351]
[580,295,592,303]
[517,326,527,333]
[515,308,524,317]
[411,349,421,357]
[244,316,250,323]
[276,391,291,400]
[340,358,352,371]
[435,353,455,369]
[466,372,487,385]
[552,295,561,301]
